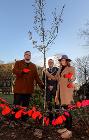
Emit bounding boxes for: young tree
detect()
[28,0,65,123]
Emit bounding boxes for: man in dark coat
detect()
[42,59,59,111]
[13,51,44,107]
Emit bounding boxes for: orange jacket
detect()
[13,60,44,94]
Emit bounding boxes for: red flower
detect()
[32,112,38,119]
[64,112,70,117]
[52,119,56,126]
[15,109,23,119]
[68,104,76,110]
[44,117,49,126]
[52,116,64,126]
[45,118,49,126]
[0,98,8,104]
[38,113,42,119]
[32,106,36,111]
[1,97,89,128]
[76,101,81,108]
[61,115,66,121]
[19,106,27,110]
[11,111,15,114]
[0,104,6,108]
[81,100,89,107]
[22,111,27,115]
[55,116,63,125]
[64,73,73,79]
[27,109,33,117]
[2,106,11,115]
[32,111,42,120]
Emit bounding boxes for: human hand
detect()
[42,67,46,73]
[55,96,59,104]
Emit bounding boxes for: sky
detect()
[0,0,89,66]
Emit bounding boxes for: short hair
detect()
[48,59,54,64]
[48,59,54,62]
[24,51,31,54]
[48,59,53,61]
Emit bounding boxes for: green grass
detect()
[0,92,14,104]
[0,90,44,108]
[0,90,55,110]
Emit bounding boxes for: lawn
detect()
[0,92,14,104]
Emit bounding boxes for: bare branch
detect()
[80,21,89,46]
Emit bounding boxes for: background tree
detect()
[0,63,14,94]
[75,55,89,85]
[53,53,62,67]
[80,21,89,46]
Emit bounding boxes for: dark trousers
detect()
[64,112,72,130]
[62,105,72,130]
[13,94,32,121]
[46,89,55,111]
[13,93,31,107]
[46,88,60,111]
